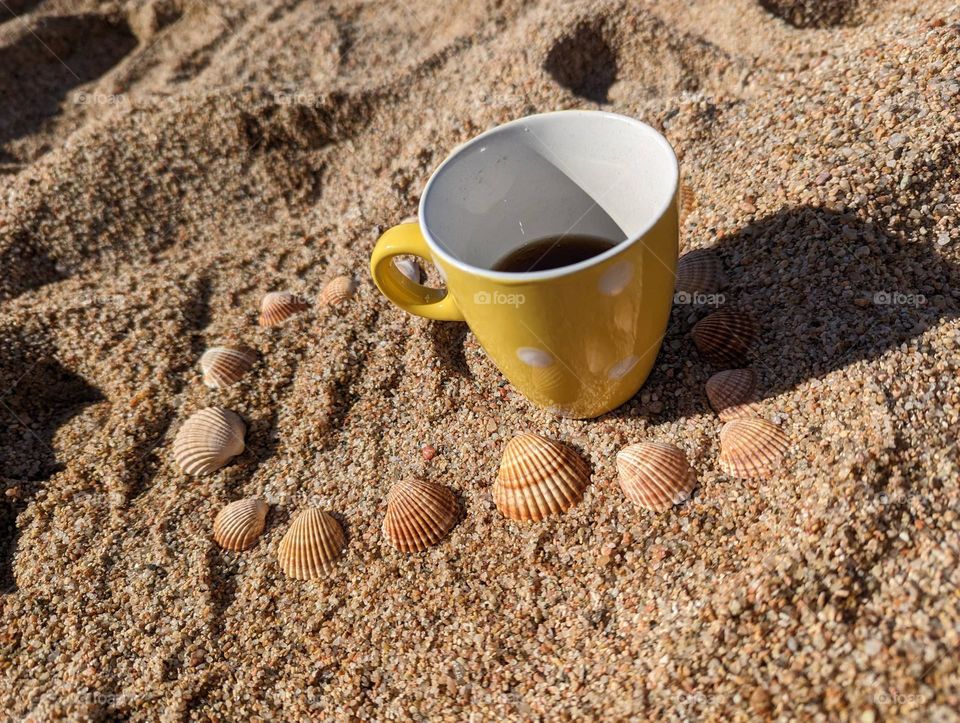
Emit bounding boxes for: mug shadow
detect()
[430,321,472,379]
[607,203,959,424]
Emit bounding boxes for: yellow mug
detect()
[370,111,678,419]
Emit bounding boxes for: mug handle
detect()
[370,222,465,321]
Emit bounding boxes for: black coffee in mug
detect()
[491,234,618,273]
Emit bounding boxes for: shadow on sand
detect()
[608,204,959,424]
[0,326,103,592]
[0,13,137,157]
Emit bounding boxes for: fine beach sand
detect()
[1,0,959,718]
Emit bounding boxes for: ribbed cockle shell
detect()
[494,433,590,521]
[676,248,725,295]
[199,345,257,388]
[719,418,789,479]
[321,276,356,306]
[213,498,268,551]
[679,182,696,220]
[383,479,457,552]
[616,442,697,511]
[691,307,756,366]
[173,407,245,475]
[277,508,346,579]
[394,258,425,284]
[259,291,308,327]
[705,368,761,421]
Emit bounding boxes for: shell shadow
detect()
[232,404,284,486]
[608,204,959,424]
[204,544,240,640]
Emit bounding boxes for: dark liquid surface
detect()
[491,234,618,273]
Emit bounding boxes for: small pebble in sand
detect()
[420,444,437,461]
[887,133,909,149]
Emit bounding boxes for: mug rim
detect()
[417,110,679,283]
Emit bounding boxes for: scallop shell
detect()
[494,433,590,521]
[616,442,696,511]
[383,479,457,552]
[277,508,346,579]
[676,248,725,295]
[394,258,425,284]
[321,276,356,306]
[173,407,245,475]
[691,307,756,366]
[259,291,308,327]
[213,498,268,551]
[199,345,257,388]
[705,368,761,421]
[719,418,789,479]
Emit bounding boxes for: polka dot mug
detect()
[370,111,679,418]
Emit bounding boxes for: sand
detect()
[1,0,958,718]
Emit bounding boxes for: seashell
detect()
[691,307,756,366]
[199,345,257,388]
[321,276,356,306]
[394,258,425,284]
[277,508,346,579]
[173,407,245,475]
[719,418,789,479]
[616,442,696,511]
[675,248,725,295]
[259,291,308,327]
[679,182,696,218]
[494,433,590,521]
[213,497,268,551]
[705,368,761,421]
[383,478,457,552]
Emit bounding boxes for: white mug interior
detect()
[420,111,679,278]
